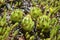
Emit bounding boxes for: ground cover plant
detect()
[0,0,60,40]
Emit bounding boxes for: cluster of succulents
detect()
[0,0,60,40]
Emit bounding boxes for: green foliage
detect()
[10,9,24,22]
[25,32,30,40]
[57,34,60,40]
[0,22,18,40]
[0,12,6,27]
[31,0,37,6]
[30,7,42,20]
[21,15,34,32]
[25,32,35,40]
[36,15,50,30]
[0,0,60,40]
[50,26,57,39]
[50,18,58,26]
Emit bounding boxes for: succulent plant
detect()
[30,7,42,20]
[10,9,24,22]
[21,15,34,32]
[36,15,51,30]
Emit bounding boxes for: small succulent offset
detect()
[36,15,51,31]
[21,15,34,32]
[30,7,42,20]
[10,9,24,22]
